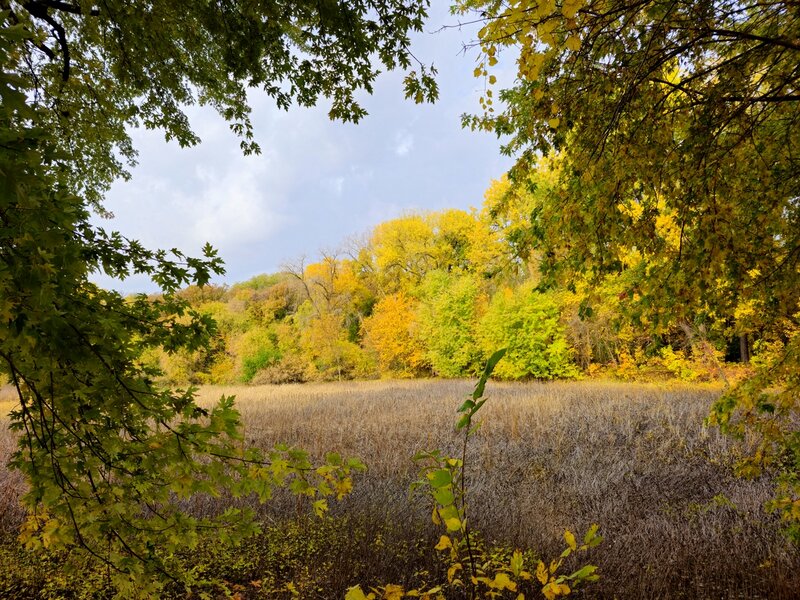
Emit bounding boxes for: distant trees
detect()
[154,194,770,387]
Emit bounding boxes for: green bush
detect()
[417,271,484,377]
[242,345,282,382]
[479,284,578,380]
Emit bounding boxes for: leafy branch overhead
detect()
[6,0,438,206]
[456,0,799,535]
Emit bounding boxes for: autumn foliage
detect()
[149,171,759,387]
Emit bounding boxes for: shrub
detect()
[251,354,310,385]
[417,271,484,377]
[479,284,578,380]
[234,326,282,382]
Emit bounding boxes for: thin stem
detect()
[460,417,477,600]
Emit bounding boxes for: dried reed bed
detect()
[194,379,799,599]
[0,380,798,598]
[0,385,24,531]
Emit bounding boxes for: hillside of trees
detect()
[149,158,770,387]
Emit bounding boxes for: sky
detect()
[93,4,516,294]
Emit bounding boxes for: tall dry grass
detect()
[0,384,24,532]
[1,379,798,598]
[194,379,799,599]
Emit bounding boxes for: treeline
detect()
[146,163,772,385]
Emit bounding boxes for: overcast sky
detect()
[93,5,516,294]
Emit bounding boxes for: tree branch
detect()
[23,1,71,81]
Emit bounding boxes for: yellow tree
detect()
[362,292,429,377]
[286,254,374,379]
[434,208,505,277]
[370,214,440,293]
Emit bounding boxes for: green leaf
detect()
[568,565,598,580]
[433,487,455,506]
[427,468,452,488]
[444,517,462,532]
[473,348,507,400]
[583,523,600,545]
[458,399,476,413]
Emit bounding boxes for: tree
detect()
[456,0,799,534]
[370,214,441,292]
[362,292,429,377]
[479,283,577,380]
[417,271,485,377]
[0,2,435,590]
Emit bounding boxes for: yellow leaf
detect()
[536,561,549,585]
[434,535,452,551]
[422,586,442,597]
[335,477,353,499]
[491,573,517,591]
[345,586,371,600]
[562,0,583,19]
[447,563,462,583]
[384,584,404,600]
[510,549,523,576]
[312,498,328,517]
[564,529,577,551]
[542,580,571,599]
[565,35,581,52]
[489,75,497,84]
[548,118,561,128]
[536,0,556,18]
[444,517,461,531]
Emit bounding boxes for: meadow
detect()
[1,379,798,599]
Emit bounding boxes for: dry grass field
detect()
[1,379,799,598]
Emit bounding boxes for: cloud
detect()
[191,158,285,247]
[394,130,414,156]
[95,2,518,294]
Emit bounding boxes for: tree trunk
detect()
[739,334,750,364]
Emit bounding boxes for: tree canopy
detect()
[456,0,799,535]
